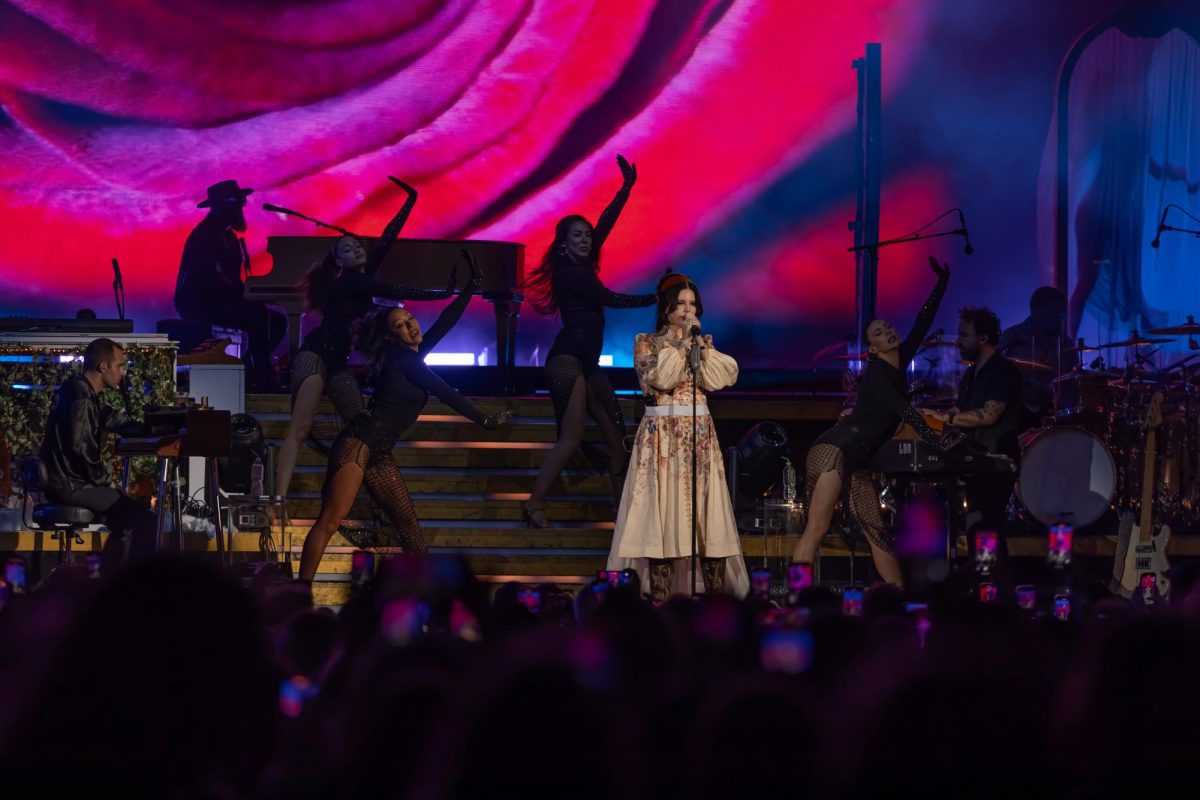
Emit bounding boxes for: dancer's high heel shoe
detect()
[522,502,551,529]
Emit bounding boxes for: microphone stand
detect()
[263,203,359,238]
[1151,204,1200,248]
[846,227,966,253]
[689,331,702,596]
[1155,223,1200,240]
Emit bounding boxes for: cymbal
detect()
[1150,315,1200,336]
[920,337,958,348]
[1009,356,1054,372]
[833,352,870,361]
[1064,339,1099,353]
[1097,330,1175,349]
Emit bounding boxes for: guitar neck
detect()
[1139,427,1157,542]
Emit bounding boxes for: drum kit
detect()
[827,319,1200,533]
[1014,318,1200,533]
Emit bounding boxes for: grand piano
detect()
[245,236,525,374]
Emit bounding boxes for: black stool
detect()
[156,318,213,352]
[17,458,95,570]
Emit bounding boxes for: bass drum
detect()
[1016,426,1116,527]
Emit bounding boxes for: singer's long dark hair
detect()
[300,236,357,312]
[654,276,703,332]
[525,215,599,316]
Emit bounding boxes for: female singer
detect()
[276,178,456,506]
[607,273,748,600]
[297,251,510,581]
[522,155,657,528]
[789,257,961,585]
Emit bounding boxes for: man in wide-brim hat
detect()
[173,179,286,391]
[196,179,254,209]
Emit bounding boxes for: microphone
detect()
[1151,207,1169,248]
[239,237,252,278]
[263,202,294,215]
[111,257,126,320]
[689,324,702,338]
[957,210,974,256]
[119,374,133,414]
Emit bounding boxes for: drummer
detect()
[922,307,1023,570]
[999,286,1077,423]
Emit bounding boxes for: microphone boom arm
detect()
[847,227,967,253]
[263,203,359,238]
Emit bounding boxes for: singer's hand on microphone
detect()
[928,256,950,279]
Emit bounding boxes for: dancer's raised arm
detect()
[592,154,637,251]
[899,256,950,366]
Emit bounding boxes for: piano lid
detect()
[249,236,524,296]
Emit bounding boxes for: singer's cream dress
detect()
[608,330,749,597]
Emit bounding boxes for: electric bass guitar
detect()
[1110,391,1171,600]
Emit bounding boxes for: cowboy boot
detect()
[649,558,674,603]
[701,557,726,595]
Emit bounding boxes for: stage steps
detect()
[251,392,636,602]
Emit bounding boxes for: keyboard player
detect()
[920,307,1023,571]
[40,339,157,573]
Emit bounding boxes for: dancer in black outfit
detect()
[790,257,962,585]
[522,155,657,528]
[297,251,510,580]
[276,178,456,505]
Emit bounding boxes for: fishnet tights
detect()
[530,355,628,507]
[545,356,625,439]
[290,351,366,423]
[290,350,326,401]
[327,435,426,555]
[804,443,892,555]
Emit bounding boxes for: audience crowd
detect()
[0,552,1198,798]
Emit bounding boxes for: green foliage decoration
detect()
[0,343,177,492]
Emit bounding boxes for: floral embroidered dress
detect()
[607,330,750,597]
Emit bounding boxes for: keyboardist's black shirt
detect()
[41,376,140,501]
[955,350,1023,458]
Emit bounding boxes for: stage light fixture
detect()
[727,421,789,513]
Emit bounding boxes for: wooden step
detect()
[11,526,1199,561]
[286,470,611,495]
[293,445,565,469]
[259,418,625,444]
[311,552,610,577]
[246,394,644,418]
[283,497,614,522]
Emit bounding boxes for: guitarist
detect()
[922,307,1023,573]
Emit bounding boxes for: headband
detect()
[657,272,694,297]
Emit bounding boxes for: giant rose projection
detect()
[0,0,937,366]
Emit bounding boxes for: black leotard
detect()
[299,192,453,373]
[343,270,486,465]
[815,274,949,471]
[545,184,655,373]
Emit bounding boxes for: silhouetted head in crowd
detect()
[3,556,275,794]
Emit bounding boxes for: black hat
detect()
[197,179,254,208]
